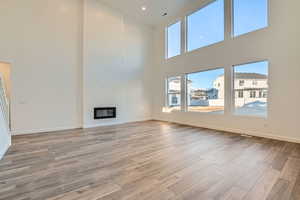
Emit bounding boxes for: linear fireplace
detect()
[94,107,116,119]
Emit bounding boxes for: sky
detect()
[167,22,181,58]
[234,0,268,36]
[187,0,224,52]
[234,61,268,75]
[168,0,268,88]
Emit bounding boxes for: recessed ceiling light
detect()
[141,6,147,11]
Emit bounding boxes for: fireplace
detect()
[94,107,116,119]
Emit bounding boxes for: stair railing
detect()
[0,75,10,131]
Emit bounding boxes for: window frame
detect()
[186,0,225,53]
[164,0,271,59]
[232,60,269,118]
[231,0,270,38]
[185,67,225,114]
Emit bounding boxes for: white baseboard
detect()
[11,126,82,135]
[83,118,152,129]
[156,119,300,144]
[11,118,152,135]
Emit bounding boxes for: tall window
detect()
[166,76,181,111]
[187,68,224,113]
[233,61,269,117]
[167,22,181,59]
[233,0,268,37]
[187,0,224,52]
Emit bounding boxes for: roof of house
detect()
[235,73,267,79]
[170,77,192,83]
[218,73,267,79]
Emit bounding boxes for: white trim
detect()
[11,126,82,135]
[181,75,187,112]
[157,119,300,144]
[11,118,152,135]
[83,122,122,129]
[83,118,152,129]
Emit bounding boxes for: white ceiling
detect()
[99,0,199,26]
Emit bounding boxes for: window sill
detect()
[233,112,268,120]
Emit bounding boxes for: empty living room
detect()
[0,0,300,199]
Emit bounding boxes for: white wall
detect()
[152,0,300,142]
[0,0,154,135]
[0,0,83,134]
[82,0,153,128]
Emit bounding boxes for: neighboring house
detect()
[214,73,268,107]
[167,77,181,107]
[168,73,268,108]
[168,77,197,107]
[189,88,219,106]
[190,88,218,100]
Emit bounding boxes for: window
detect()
[166,22,181,58]
[187,0,224,52]
[263,91,267,98]
[238,91,243,98]
[239,80,245,86]
[259,90,263,98]
[233,61,269,117]
[187,68,224,113]
[233,0,268,37]
[166,76,181,111]
[250,91,256,98]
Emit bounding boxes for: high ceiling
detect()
[99,0,199,26]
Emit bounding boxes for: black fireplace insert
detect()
[94,107,116,119]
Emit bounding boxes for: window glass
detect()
[233,61,269,117]
[187,0,224,51]
[187,68,224,113]
[167,22,181,58]
[233,0,268,37]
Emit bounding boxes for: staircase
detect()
[0,74,10,160]
[0,75,9,131]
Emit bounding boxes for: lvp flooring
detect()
[0,121,300,200]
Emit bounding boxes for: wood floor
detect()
[0,121,300,200]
